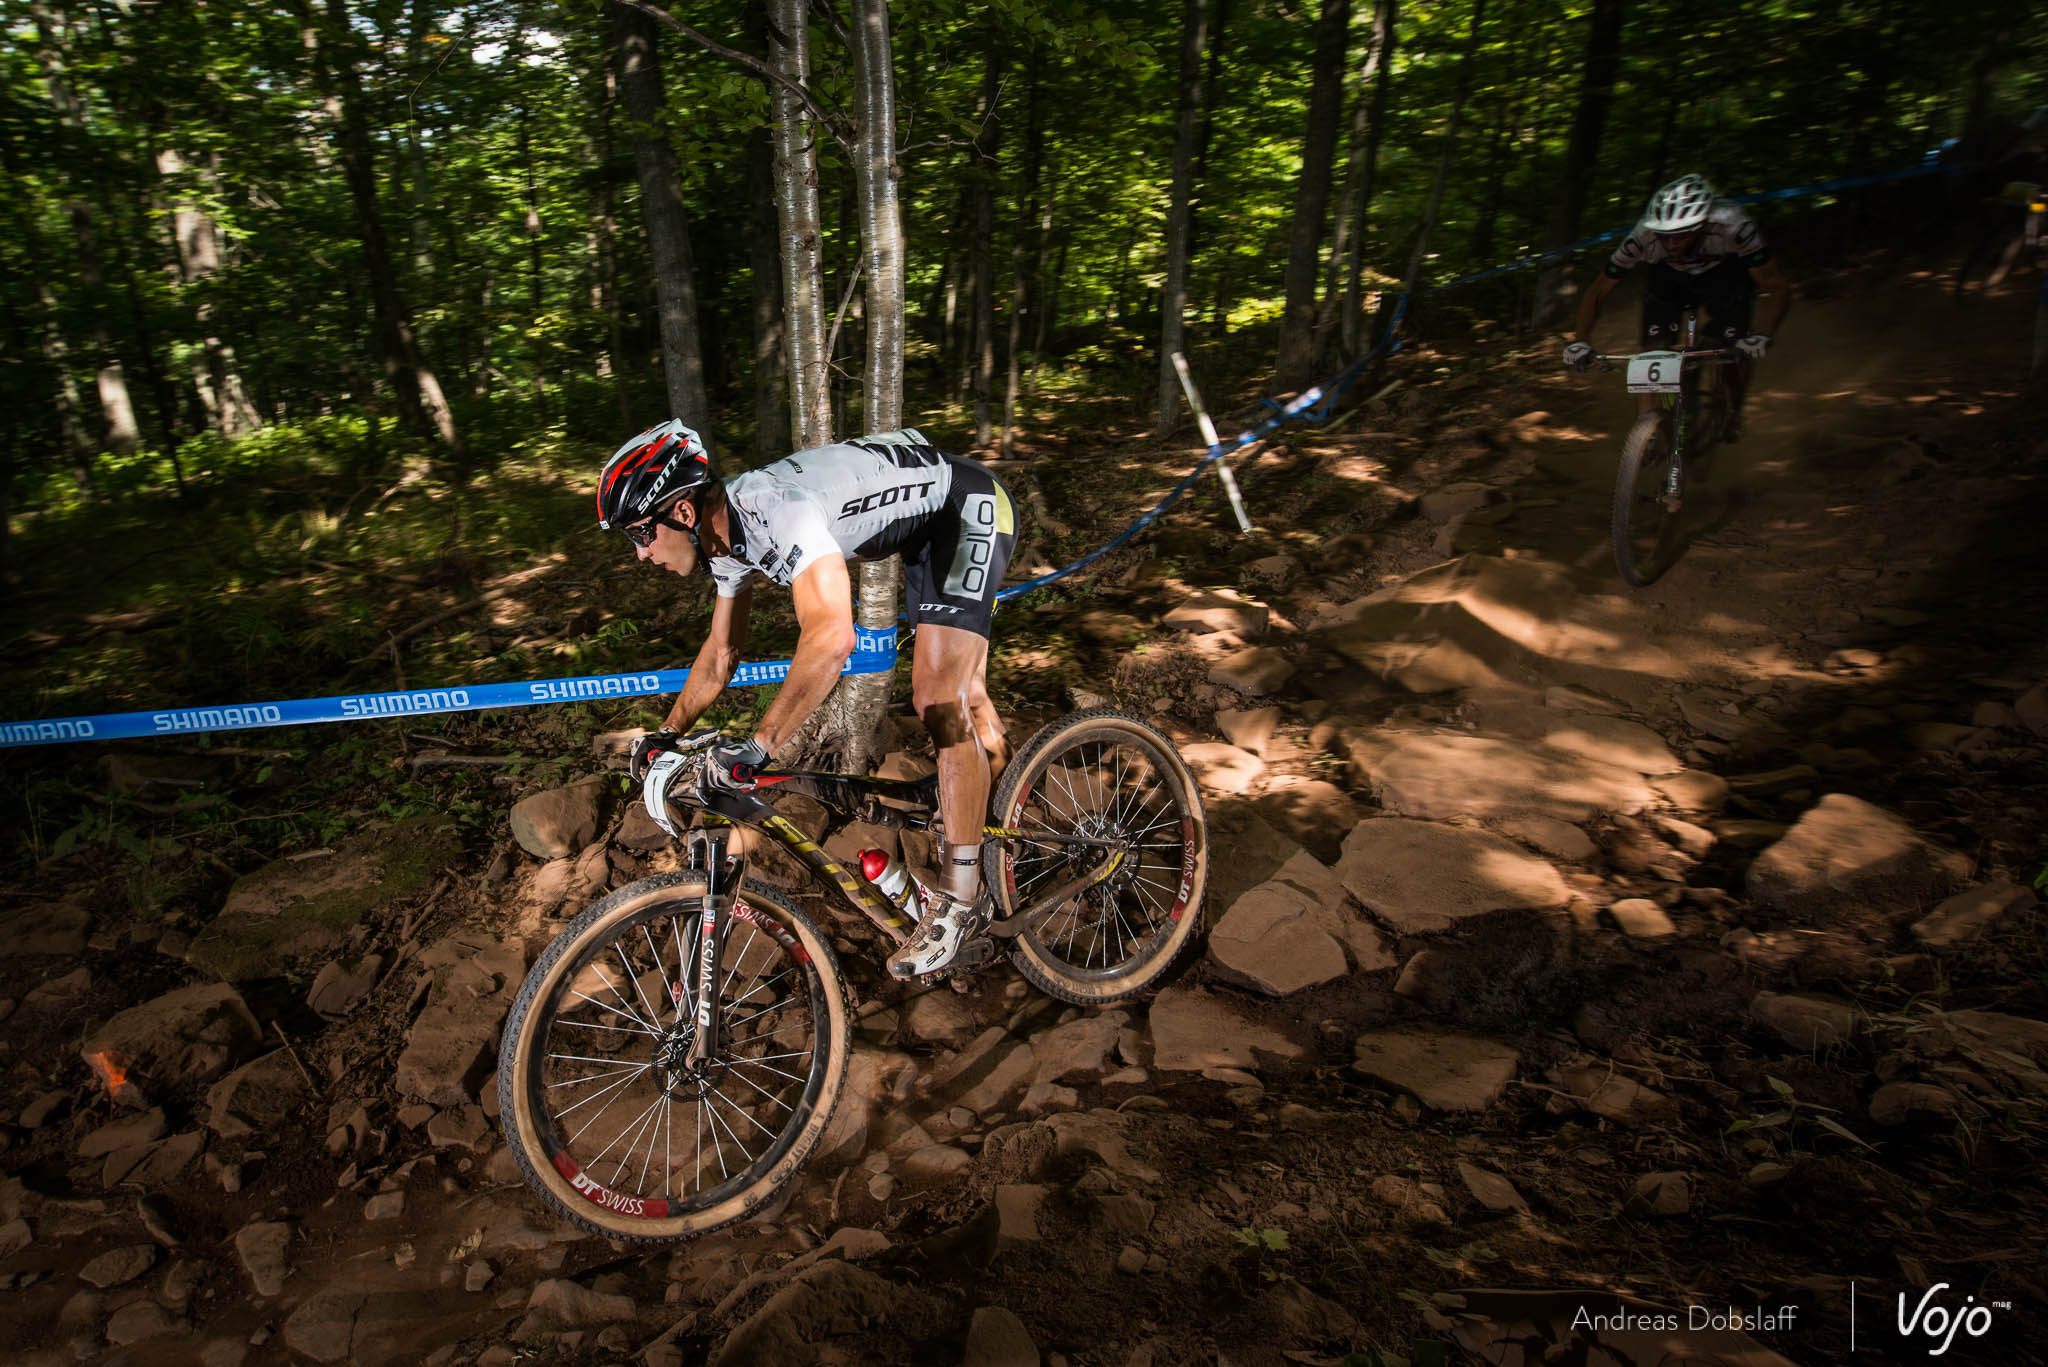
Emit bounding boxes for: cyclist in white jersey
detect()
[595,422,1018,980]
[1564,173,1794,439]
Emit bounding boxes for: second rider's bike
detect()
[1596,307,1738,587]
[495,708,1208,1242]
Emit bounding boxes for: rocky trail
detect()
[3,264,2046,1367]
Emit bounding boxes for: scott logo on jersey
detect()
[840,480,940,519]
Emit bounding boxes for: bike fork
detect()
[683,827,745,1070]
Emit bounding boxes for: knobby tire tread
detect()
[497,873,851,1244]
[985,708,1209,1007]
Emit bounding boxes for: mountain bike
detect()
[496,708,1208,1242]
[1596,310,1738,587]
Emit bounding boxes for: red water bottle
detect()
[858,849,920,913]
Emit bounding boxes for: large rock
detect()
[1465,701,1679,775]
[80,983,262,1088]
[1208,857,1394,996]
[1030,1012,1128,1087]
[710,1260,921,1367]
[205,1052,308,1139]
[1203,805,1312,914]
[1309,554,1677,696]
[517,1279,637,1337]
[1163,592,1268,638]
[1320,729,1654,824]
[1209,647,1295,696]
[1351,1030,1520,1112]
[283,1290,485,1365]
[816,1044,916,1167]
[1147,987,1313,1072]
[1749,992,1861,1051]
[1334,819,1569,933]
[963,1306,1038,1367]
[1746,794,1964,916]
[1912,881,2036,946]
[0,901,91,957]
[1182,742,1265,796]
[188,817,462,981]
[394,935,525,1107]
[508,777,606,859]
[234,1220,292,1297]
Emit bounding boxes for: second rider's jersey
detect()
[708,431,956,599]
[1606,199,1770,277]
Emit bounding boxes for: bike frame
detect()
[666,763,1131,1067]
[1598,312,1736,500]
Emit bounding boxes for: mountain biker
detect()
[1563,173,1794,440]
[596,420,1016,980]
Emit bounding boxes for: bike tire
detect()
[498,873,850,1243]
[1612,410,1682,587]
[983,708,1208,1007]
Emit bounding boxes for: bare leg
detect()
[911,623,996,895]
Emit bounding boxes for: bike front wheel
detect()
[497,873,850,1242]
[985,708,1208,1006]
[1612,410,1684,587]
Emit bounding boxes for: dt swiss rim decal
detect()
[550,1150,674,1220]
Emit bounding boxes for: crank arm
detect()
[986,847,1127,940]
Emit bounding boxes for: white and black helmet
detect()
[595,419,717,530]
[1642,173,1715,233]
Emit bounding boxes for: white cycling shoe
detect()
[886,890,991,980]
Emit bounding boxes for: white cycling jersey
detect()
[708,431,955,599]
[1607,199,1769,277]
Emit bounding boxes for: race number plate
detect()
[1626,350,1683,394]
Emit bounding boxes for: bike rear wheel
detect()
[985,708,1208,1006]
[1612,410,1683,587]
[498,873,850,1242]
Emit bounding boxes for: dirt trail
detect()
[2,268,2045,1367]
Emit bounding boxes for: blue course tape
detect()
[0,628,896,748]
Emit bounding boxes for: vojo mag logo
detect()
[1890,1283,2006,1358]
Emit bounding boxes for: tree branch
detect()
[606,0,852,155]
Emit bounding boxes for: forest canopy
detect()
[2,0,2042,530]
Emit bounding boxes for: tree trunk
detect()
[1534,0,1627,325]
[33,4,142,456]
[1156,0,1209,430]
[768,0,832,451]
[1397,0,1488,306]
[968,47,1001,448]
[1002,54,1044,455]
[596,61,634,427]
[613,2,710,430]
[836,0,909,776]
[406,0,435,282]
[1273,0,1350,393]
[748,128,791,456]
[1321,0,1396,364]
[306,0,466,462]
[158,149,262,437]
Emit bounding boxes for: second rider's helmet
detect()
[596,419,717,531]
[1642,173,1715,233]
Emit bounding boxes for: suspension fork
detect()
[682,825,746,1070]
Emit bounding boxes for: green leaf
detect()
[1813,1115,1877,1151]
[52,826,80,859]
[1766,1075,1794,1097]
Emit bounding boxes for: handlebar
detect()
[1593,348,1737,367]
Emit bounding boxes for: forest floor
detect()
[2,254,2046,1367]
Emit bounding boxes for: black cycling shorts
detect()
[1640,259,1756,347]
[902,455,1016,638]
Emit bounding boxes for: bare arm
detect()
[662,587,753,734]
[752,555,858,758]
[1574,271,1621,344]
[1750,259,1793,338]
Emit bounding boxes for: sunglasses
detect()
[622,507,687,548]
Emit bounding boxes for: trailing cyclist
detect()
[595,420,1017,981]
[1564,173,1794,440]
